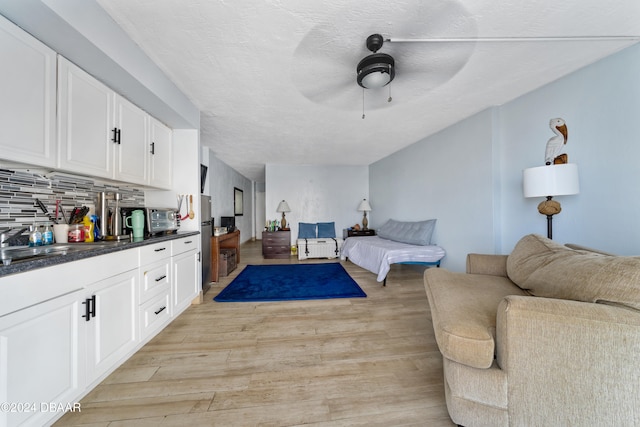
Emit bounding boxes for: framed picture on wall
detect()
[234,187,243,216]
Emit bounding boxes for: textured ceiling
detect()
[96,0,640,182]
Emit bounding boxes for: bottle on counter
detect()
[42,223,54,245]
[90,215,100,241]
[83,216,94,243]
[28,224,42,247]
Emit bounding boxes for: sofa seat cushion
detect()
[507,234,640,311]
[424,268,527,369]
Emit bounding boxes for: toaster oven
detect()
[146,208,180,235]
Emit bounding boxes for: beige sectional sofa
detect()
[423,234,640,427]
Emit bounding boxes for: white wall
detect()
[205,148,254,242]
[265,164,369,244]
[370,109,497,272]
[370,43,640,271]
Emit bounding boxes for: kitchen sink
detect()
[0,241,131,266]
[1,245,69,265]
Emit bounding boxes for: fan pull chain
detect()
[388,83,393,103]
[362,88,365,119]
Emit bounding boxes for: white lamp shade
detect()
[357,199,372,212]
[523,163,580,198]
[276,200,291,213]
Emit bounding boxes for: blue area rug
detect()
[214,263,366,302]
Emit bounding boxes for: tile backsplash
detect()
[0,169,145,230]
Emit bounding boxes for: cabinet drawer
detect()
[139,290,170,340]
[139,241,172,265]
[172,236,198,256]
[139,260,171,303]
[262,236,288,245]
[263,245,290,254]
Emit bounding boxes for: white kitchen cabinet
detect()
[0,249,139,426]
[172,237,200,314]
[114,95,149,185]
[0,289,85,427]
[139,289,171,339]
[84,269,138,385]
[148,117,173,189]
[139,242,172,340]
[57,56,114,178]
[58,57,149,185]
[0,14,57,167]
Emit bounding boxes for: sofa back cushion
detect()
[377,219,436,246]
[507,234,640,311]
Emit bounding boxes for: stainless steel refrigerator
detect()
[200,195,212,292]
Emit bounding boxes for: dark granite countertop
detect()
[0,231,200,278]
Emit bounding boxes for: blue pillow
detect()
[377,219,437,246]
[317,222,336,238]
[298,222,317,239]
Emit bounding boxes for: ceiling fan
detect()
[356,32,639,92]
[291,0,639,114]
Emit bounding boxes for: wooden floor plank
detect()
[55,239,454,426]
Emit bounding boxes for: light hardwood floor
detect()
[56,239,455,426]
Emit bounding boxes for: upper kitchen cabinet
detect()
[115,95,149,185]
[58,57,149,186]
[58,56,115,179]
[148,117,173,189]
[0,15,57,167]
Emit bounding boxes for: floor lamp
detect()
[523,163,579,239]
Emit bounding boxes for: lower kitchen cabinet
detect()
[0,289,84,427]
[84,269,138,385]
[139,243,173,340]
[0,234,201,426]
[172,237,200,314]
[139,290,171,339]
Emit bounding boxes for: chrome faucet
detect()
[0,227,29,248]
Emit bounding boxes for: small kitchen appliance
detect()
[145,208,180,236]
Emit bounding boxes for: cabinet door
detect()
[85,270,138,384]
[58,56,114,178]
[172,250,200,315]
[148,117,173,189]
[115,95,148,185]
[0,15,57,167]
[0,290,84,427]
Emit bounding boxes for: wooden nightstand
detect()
[262,230,291,259]
[343,228,376,238]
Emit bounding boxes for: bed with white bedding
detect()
[340,219,445,284]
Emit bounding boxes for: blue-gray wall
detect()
[370,109,497,272]
[371,43,640,272]
[204,149,253,243]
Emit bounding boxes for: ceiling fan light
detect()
[356,53,395,89]
[361,70,391,89]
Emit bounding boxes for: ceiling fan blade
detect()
[291,0,478,110]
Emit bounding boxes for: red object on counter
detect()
[68,225,85,242]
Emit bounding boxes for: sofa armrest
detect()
[496,295,640,425]
[465,253,508,276]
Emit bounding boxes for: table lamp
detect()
[357,199,372,230]
[276,200,291,230]
[523,163,579,239]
